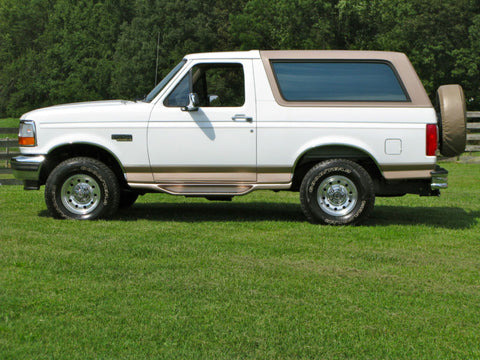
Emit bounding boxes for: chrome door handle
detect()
[232,114,253,122]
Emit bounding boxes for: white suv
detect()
[12,50,467,224]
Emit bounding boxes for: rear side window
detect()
[271,61,408,102]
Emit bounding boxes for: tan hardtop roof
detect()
[260,50,407,60]
[260,50,433,108]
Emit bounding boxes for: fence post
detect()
[0,127,22,185]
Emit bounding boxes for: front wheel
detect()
[45,157,120,220]
[300,159,375,225]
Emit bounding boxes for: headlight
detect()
[18,120,36,146]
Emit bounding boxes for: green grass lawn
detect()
[0,118,19,128]
[1,162,479,359]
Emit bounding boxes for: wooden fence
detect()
[466,111,480,152]
[0,127,21,185]
[1,113,480,185]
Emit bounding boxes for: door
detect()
[148,60,256,183]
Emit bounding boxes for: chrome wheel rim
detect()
[61,174,101,215]
[317,175,358,217]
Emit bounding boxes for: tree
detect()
[38,0,132,103]
[0,0,53,116]
[229,0,337,50]
[110,0,248,99]
[0,0,479,116]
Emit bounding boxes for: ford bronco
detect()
[12,50,467,224]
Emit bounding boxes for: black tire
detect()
[437,84,467,157]
[119,189,139,208]
[299,159,375,225]
[45,157,120,220]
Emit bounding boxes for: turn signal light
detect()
[19,136,36,146]
[426,124,438,156]
[18,120,36,147]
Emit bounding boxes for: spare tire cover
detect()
[437,85,467,157]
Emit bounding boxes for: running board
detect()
[128,183,291,196]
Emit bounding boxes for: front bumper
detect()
[11,155,45,190]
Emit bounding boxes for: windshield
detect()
[145,59,187,102]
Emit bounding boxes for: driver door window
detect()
[165,63,245,107]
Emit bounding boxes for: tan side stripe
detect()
[125,166,292,184]
[381,164,434,180]
[126,172,154,183]
[257,173,291,183]
[381,164,435,172]
[382,170,432,180]
[153,172,255,183]
[127,172,292,184]
[127,165,433,182]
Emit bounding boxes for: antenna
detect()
[155,31,160,85]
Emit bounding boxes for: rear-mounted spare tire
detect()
[437,84,467,157]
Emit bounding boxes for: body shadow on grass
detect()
[114,202,305,223]
[368,206,479,229]
[106,202,479,229]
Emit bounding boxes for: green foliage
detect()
[40,0,126,102]
[1,0,480,115]
[0,0,131,115]
[0,0,52,115]
[229,0,336,50]
[110,0,245,99]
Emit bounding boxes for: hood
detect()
[20,100,151,123]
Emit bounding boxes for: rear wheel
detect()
[299,159,375,225]
[45,157,120,220]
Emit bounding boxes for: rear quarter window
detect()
[271,61,409,102]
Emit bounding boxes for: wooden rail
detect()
[0,127,20,185]
[1,113,479,185]
[0,127,20,161]
[0,127,21,185]
[0,128,19,161]
[466,111,480,152]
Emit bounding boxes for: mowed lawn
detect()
[0,162,479,359]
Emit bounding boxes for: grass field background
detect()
[1,162,479,359]
[0,118,19,127]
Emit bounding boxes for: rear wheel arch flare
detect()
[292,145,383,188]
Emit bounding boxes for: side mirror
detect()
[181,93,199,112]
